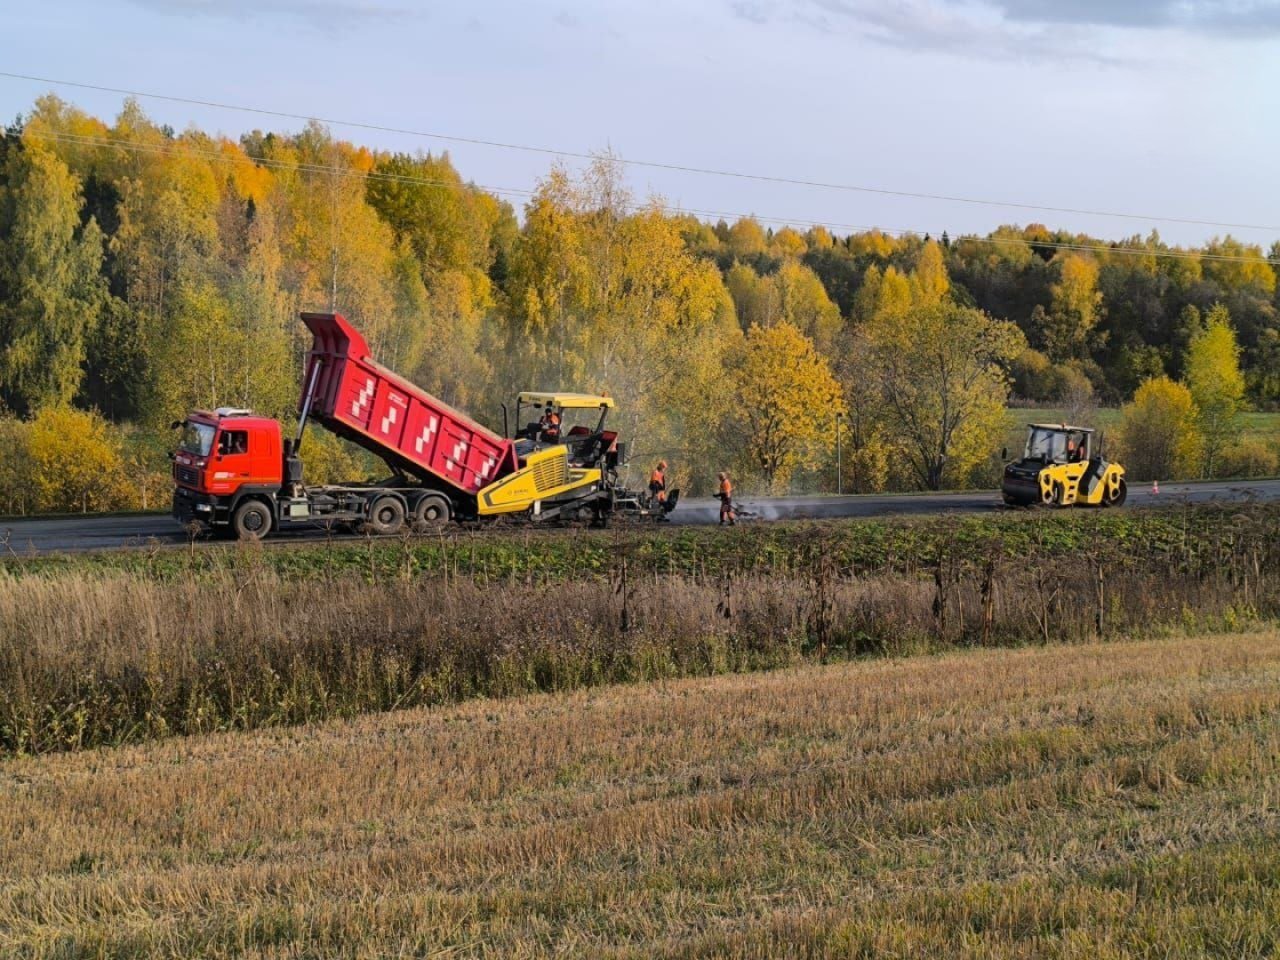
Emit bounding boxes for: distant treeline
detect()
[0,95,1276,512]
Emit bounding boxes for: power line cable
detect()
[3,69,1278,234]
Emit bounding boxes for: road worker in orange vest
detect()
[717,472,736,526]
[649,460,668,506]
[539,405,562,444]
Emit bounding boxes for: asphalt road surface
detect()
[5,478,1280,555]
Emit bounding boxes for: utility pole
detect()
[835,412,843,495]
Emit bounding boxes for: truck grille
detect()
[177,466,198,485]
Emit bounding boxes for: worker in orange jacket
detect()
[649,460,668,506]
[717,472,736,525]
[539,405,562,444]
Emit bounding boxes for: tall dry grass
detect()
[1,526,1275,755]
[2,631,1279,957]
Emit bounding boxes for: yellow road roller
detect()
[1002,423,1126,507]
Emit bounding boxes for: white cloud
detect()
[992,0,1280,34]
[730,0,1280,60]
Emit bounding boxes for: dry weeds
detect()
[2,539,1270,755]
[3,630,1279,957]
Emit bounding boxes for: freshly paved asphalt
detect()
[4,478,1279,555]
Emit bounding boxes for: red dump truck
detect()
[172,312,670,540]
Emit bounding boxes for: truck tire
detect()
[363,495,406,536]
[232,499,272,541]
[412,494,450,531]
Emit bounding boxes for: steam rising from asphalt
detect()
[669,497,820,524]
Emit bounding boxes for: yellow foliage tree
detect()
[504,165,590,386]
[412,267,493,413]
[852,264,883,323]
[504,164,737,483]
[1041,254,1102,362]
[1202,237,1276,296]
[909,240,950,306]
[267,124,401,360]
[859,303,1025,490]
[298,426,377,486]
[1184,303,1244,477]
[726,217,767,258]
[770,227,807,259]
[591,203,738,465]
[0,414,31,515]
[725,262,779,329]
[725,323,844,491]
[777,261,842,354]
[848,229,898,260]
[805,226,833,250]
[874,266,913,320]
[24,405,129,512]
[835,344,898,494]
[0,141,107,414]
[1118,376,1202,481]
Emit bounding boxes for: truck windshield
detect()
[180,421,215,457]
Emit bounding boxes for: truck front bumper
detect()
[172,488,226,526]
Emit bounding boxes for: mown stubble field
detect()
[3,629,1280,958]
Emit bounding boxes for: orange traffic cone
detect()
[1151,479,1160,495]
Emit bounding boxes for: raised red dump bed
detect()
[301,312,518,497]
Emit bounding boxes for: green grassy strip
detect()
[1,501,1269,584]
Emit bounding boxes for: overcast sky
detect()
[4,0,1280,247]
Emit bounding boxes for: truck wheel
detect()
[232,500,272,541]
[412,495,450,531]
[1104,478,1127,507]
[364,496,406,536]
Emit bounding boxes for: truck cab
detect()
[172,408,283,531]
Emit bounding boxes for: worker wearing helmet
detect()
[649,460,668,506]
[717,472,736,526]
[539,404,562,444]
